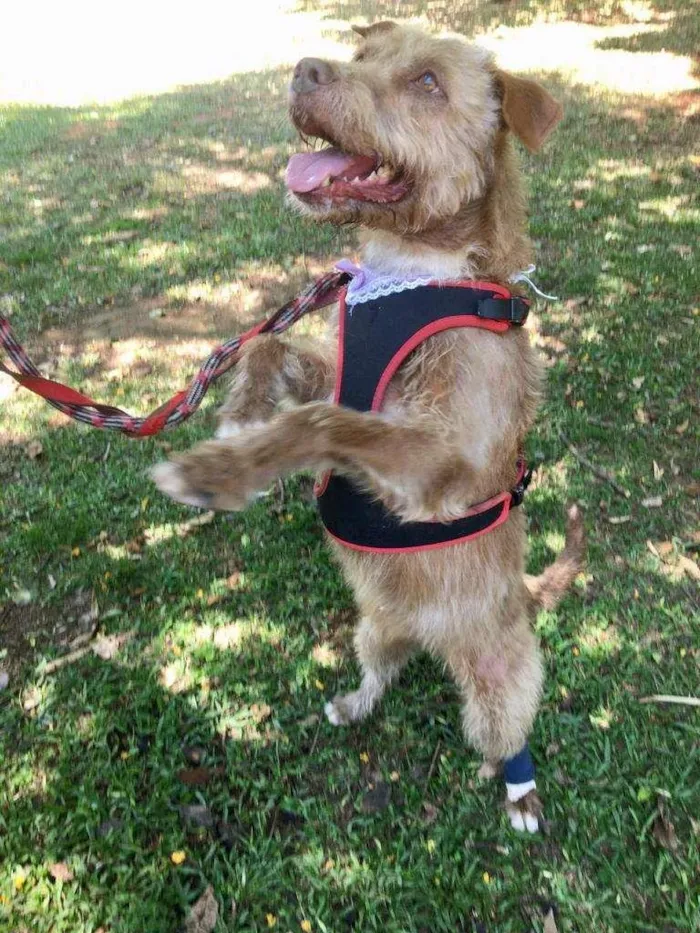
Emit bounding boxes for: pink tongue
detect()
[286,147,376,193]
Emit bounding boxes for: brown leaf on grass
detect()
[678,555,700,582]
[634,407,650,425]
[421,801,439,824]
[224,571,241,589]
[177,766,224,786]
[653,807,680,853]
[653,460,664,481]
[543,909,559,933]
[607,515,631,525]
[647,540,673,560]
[675,419,689,435]
[177,511,216,538]
[26,440,43,459]
[125,534,145,554]
[641,496,663,508]
[685,482,700,498]
[92,632,132,660]
[184,885,219,933]
[49,862,74,883]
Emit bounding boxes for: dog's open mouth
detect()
[286,146,409,204]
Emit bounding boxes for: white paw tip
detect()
[507,807,539,833]
[324,701,342,726]
[150,462,207,508]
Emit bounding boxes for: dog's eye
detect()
[415,71,439,93]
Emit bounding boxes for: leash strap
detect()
[0,270,349,437]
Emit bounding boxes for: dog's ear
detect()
[494,70,563,152]
[352,21,397,39]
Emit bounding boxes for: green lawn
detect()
[1,2,698,931]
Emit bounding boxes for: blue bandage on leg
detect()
[503,744,536,802]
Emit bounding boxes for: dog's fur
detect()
[152,21,583,831]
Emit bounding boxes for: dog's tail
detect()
[524,505,585,614]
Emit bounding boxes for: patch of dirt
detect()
[0,590,97,679]
[38,257,335,352]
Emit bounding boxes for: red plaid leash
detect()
[0,270,349,438]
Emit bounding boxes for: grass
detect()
[1,2,699,931]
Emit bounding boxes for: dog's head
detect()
[286,21,561,235]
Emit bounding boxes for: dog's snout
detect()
[292,58,338,95]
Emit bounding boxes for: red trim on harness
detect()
[323,458,527,553]
[324,496,513,554]
[371,313,508,413]
[431,279,514,300]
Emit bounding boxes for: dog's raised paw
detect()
[150,461,212,508]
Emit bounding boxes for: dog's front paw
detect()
[150,461,215,508]
[150,440,262,511]
[505,789,542,833]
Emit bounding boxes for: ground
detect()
[0,1,698,931]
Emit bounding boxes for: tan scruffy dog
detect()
[152,21,583,832]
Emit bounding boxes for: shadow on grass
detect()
[0,66,350,338]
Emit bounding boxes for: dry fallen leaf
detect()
[634,407,650,425]
[641,496,663,509]
[26,440,43,459]
[92,632,132,660]
[653,460,664,481]
[648,540,674,559]
[631,376,645,390]
[184,886,219,933]
[421,801,439,823]
[49,862,74,883]
[607,515,631,525]
[675,419,689,435]
[543,908,559,933]
[678,555,700,582]
[653,808,680,853]
[177,766,224,786]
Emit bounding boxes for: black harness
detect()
[316,281,532,553]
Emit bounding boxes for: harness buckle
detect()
[510,468,533,508]
[477,297,529,325]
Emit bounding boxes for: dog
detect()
[152,20,583,833]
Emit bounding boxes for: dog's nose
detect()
[291,58,339,95]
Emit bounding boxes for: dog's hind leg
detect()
[448,623,544,832]
[325,617,414,726]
